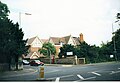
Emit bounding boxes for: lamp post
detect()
[19,12,32,28]
[112,20,119,62]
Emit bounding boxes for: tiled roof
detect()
[49,35,80,45]
[27,36,43,45]
[25,51,45,59]
[27,36,36,45]
[41,39,49,43]
[72,37,80,45]
[50,37,61,45]
[63,35,71,44]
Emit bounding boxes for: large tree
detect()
[75,42,100,63]
[58,44,75,58]
[0,1,10,19]
[0,1,29,70]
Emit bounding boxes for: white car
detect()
[23,60,29,65]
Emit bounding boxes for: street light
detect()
[112,20,119,62]
[19,12,32,28]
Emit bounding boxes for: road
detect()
[0,62,120,81]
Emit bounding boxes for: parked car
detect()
[23,60,29,65]
[29,60,44,66]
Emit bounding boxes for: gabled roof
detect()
[25,51,45,59]
[62,35,71,44]
[50,35,79,45]
[27,36,42,45]
[27,36,36,45]
[50,37,61,45]
[41,39,49,43]
[72,37,80,45]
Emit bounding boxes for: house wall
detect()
[29,47,40,52]
[55,45,61,58]
[31,37,43,48]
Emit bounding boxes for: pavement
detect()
[0,68,36,79]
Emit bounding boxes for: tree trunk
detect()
[15,55,18,70]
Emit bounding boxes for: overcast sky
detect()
[1,0,120,46]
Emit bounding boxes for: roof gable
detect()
[49,35,71,45]
[72,37,80,45]
[49,35,80,46]
[25,52,45,59]
[41,39,49,43]
[49,37,61,45]
[27,36,43,48]
[27,36,36,45]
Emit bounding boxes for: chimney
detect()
[79,33,84,43]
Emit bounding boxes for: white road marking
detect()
[62,65,73,67]
[110,70,120,74]
[111,71,115,73]
[84,76,96,80]
[77,74,85,80]
[91,72,101,76]
[55,77,60,82]
[60,74,74,78]
[118,68,120,69]
[74,76,96,82]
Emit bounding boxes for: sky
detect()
[1,0,120,46]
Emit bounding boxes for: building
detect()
[24,36,45,59]
[24,33,84,59]
[49,33,84,58]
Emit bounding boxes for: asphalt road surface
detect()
[0,62,120,82]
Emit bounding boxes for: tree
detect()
[99,42,114,62]
[112,28,120,61]
[0,1,29,70]
[0,1,10,19]
[75,42,100,63]
[58,44,75,58]
[39,42,56,57]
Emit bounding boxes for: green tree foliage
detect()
[99,42,114,62]
[0,1,29,70]
[0,1,10,19]
[0,18,29,63]
[112,29,120,60]
[39,42,56,57]
[58,42,100,63]
[58,44,75,58]
[76,42,99,63]
[98,13,120,62]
